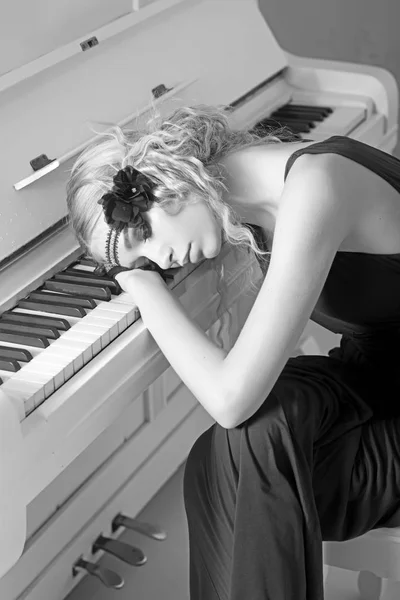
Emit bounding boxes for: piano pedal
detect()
[72,556,124,589]
[112,513,167,541]
[92,534,147,566]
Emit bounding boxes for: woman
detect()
[66,106,400,600]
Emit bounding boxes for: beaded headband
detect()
[97,165,155,270]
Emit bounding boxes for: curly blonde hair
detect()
[66,105,297,346]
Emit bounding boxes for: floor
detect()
[67,464,371,600]
[325,566,364,600]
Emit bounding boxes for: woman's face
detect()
[91,198,223,270]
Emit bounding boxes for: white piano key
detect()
[57,333,94,363]
[72,317,112,349]
[0,370,12,384]
[110,291,136,305]
[12,370,55,398]
[62,329,102,357]
[66,322,106,353]
[104,307,137,327]
[20,354,67,390]
[70,264,96,272]
[47,344,84,373]
[3,277,143,415]
[88,307,130,335]
[49,339,90,368]
[81,314,119,343]
[96,299,138,326]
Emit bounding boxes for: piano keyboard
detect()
[0,98,362,421]
[0,257,187,420]
[254,102,365,139]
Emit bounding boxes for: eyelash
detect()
[141,220,152,242]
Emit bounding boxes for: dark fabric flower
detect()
[98,165,155,230]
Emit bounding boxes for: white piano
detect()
[0,0,398,598]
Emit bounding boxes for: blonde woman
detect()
[67,106,400,600]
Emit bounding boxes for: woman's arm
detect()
[119,154,357,428]
[123,267,229,416]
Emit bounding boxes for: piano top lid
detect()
[0,0,287,265]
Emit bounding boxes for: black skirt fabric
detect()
[183,345,400,600]
[183,135,400,599]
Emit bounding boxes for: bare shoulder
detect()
[283,149,372,224]
[222,142,372,223]
[285,148,390,212]
[285,150,360,195]
[285,149,400,254]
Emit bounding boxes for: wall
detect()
[258,0,400,156]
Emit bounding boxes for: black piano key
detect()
[291,104,333,114]
[0,331,50,348]
[271,118,315,129]
[0,345,33,362]
[18,299,86,318]
[29,290,97,310]
[271,110,325,122]
[44,280,111,301]
[55,270,121,294]
[0,311,71,331]
[281,103,333,116]
[0,322,60,340]
[0,357,21,372]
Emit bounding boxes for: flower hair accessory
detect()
[97,165,156,268]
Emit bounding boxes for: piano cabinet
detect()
[0,257,266,600]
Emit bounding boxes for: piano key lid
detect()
[0,0,287,266]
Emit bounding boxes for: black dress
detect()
[183,136,400,600]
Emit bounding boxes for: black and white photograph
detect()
[0,1,399,599]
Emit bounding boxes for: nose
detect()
[159,248,174,270]
[145,242,174,270]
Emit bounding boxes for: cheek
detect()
[116,244,135,268]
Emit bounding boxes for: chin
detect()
[205,249,219,260]
[206,232,223,259]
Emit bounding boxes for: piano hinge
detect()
[0,216,73,273]
[228,68,288,111]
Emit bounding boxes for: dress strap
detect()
[284,136,339,181]
[283,135,400,198]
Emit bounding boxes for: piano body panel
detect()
[14,245,256,505]
[0,395,211,600]
[0,225,81,314]
[0,264,262,600]
[285,51,399,148]
[0,392,26,578]
[0,0,287,263]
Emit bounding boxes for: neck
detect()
[219,138,318,233]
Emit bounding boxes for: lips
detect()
[181,244,191,266]
[189,244,202,264]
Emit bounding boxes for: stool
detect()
[324,525,400,600]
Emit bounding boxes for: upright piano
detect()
[0,0,398,598]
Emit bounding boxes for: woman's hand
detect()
[114,268,167,305]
